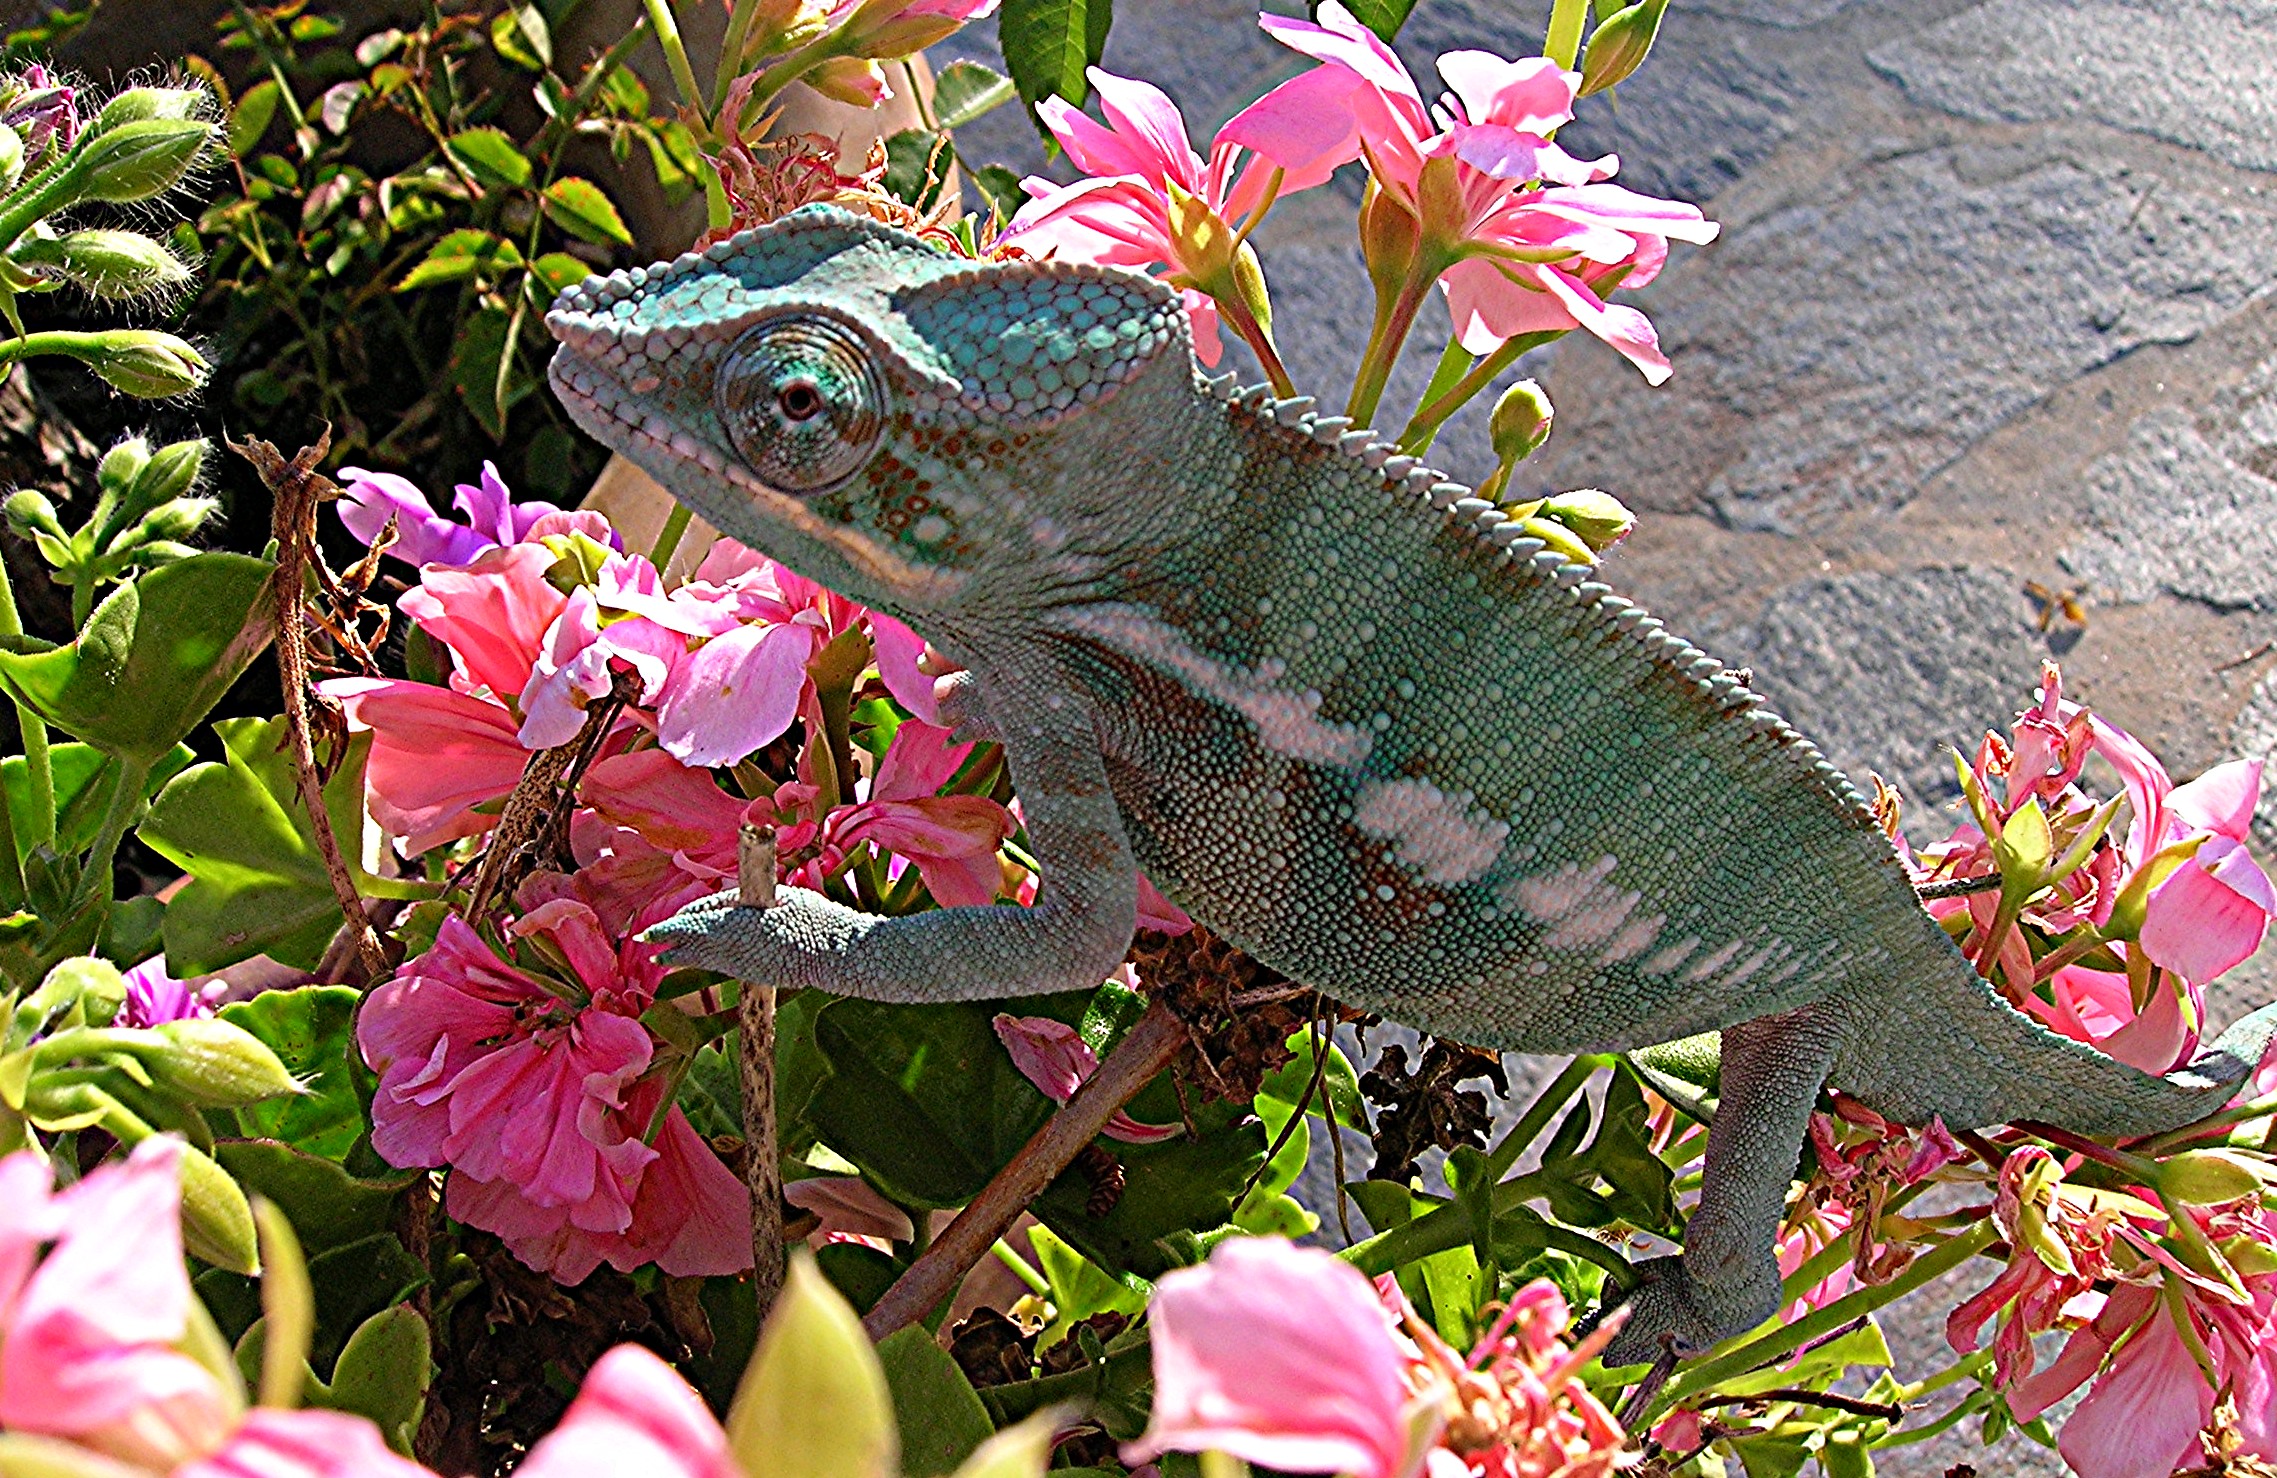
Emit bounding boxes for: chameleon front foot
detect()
[1599,1255,1747,1368]
[644,885,880,990]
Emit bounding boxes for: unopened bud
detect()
[1578,0,1670,97]
[121,496,219,547]
[2160,1148,2271,1206]
[5,488,64,542]
[146,1018,303,1106]
[803,56,890,108]
[11,228,193,299]
[66,117,214,204]
[1359,185,1421,292]
[179,1138,260,1273]
[1515,515,1598,566]
[1538,488,1635,554]
[1229,240,1273,337]
[98,433,149,491]
[126,437,205,512]
[94,86,210,128]
[0,124,22,191]
[82,330,210,398]
[1489,379,1554,465]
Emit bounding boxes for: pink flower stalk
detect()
[1229,1,1716,382]
[516,1345,740,1478]
[1004,67,1332,367]
[337,462,613,568]
[1125,1237,1437,1478]
[991,1012,1181,1143]
[358,902,749,1281]
[0,1140,427,1478]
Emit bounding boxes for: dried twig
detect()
[862,998,1191,1339]
[735,824,786,1322]
[230,431,385,980]
[1695,1387,1906,1421]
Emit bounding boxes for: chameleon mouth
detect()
[544,343,962,605]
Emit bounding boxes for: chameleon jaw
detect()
[545,345,964,610]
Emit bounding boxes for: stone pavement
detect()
[942,2,2277,1471]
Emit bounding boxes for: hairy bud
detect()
[146,1018,304,1106]
[1489,379,1555,465]
[4,487,64,542]
[65,116,213,204]
[80,329,210,398]
[93,86,210,128]
[12,227,193,299]
[127,437,206,510]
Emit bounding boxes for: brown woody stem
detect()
[862,998,1189,1339]
[736,824,786,1322]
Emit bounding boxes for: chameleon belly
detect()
[1066,386,1932,1053]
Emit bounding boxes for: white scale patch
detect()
[1505,855,1620,923]
[1058,603,1374,768]
[1353,778,1510,885]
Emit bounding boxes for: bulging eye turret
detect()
[714,314,884,493]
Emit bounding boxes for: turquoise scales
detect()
[545,205,2277,1364]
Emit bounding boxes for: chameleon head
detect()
[544,204,1203,629]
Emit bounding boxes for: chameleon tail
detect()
[1834,951,2277,1137]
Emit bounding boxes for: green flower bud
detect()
[66,117,214,204]
[1489,379,1555,465]
[130,437,205,506]
[1538,487,1636,554]
[2160,1148,2271,1206]
[179,1137,260,1273]
[99,433,150,491]
[82,329,210,398]
[0,123,22,192]
[11,228,193,299]
[4,488,64,543]
[1579,0,1671,97]
[727,1252,897,1478]
[94,86,210,128]
[1515,514,1599,566]
[145,1018,303,1106]
[118,496,219,548]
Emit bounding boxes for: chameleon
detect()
[544,204,2277,1366]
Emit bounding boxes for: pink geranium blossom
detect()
[397,542,569,704]
[1228,2,1715,382]
[516,1345,740,1478]
[992,1010,1181,1143]
[324,678,534,855]
[0,1140,428,1478]
[337,462,613,569]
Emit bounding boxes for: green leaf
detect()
[447,127,532,188]
[229,79,279,156]
[1026,1222,1145,1348]
[212,1139,415,1251]
[530,252,591,295]
[877,1326,994,1476]
[489,5,552,69]
[932,61,1018,129]
[395,229,522,292]
[1256,1027,1367,1130]
[998,0,1112,125]
[542,177,633,248]
[970,165,1026,221]
[0,554,274,767]
[140,720,422,978]
[448,305,522,440]
[882,130,950,211]
[2,741,191,867]
[1315,0,1417,40]
[216,984,371,1157]
[317,1306,429,1454]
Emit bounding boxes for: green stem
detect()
[74,756,149,925]
[1647,1223,1998,1419]
[1218,293,1296,398]
[711,0,764,116]
[1399,333,1549,452]
[1345,273,1434,428]
[1489,1054,1607,1179]
[650,503,694,570]
[0,545,53,853]
[990,1239,1049,1295]
[1545,0,1590,69]
[640,0,709,123]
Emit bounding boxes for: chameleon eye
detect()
[714,314,884,493]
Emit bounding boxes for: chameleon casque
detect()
[545,205,2277,1366]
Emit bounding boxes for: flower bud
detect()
[66,117,214,204]
[803,57,890,108]
[1489,379,1554,465]
[1229,239,1274,337]
[120,496,220,548]
[727,1252,897,1478]
[145,1018,303,1106]
[1538,488,1635,554]
[5,487,65,542]
[1515,514,1598,566]
[128,437,206,511]
[99,433,150,490]
[94,86,210,127]
[0,123,22,191]
[2159,1148,2271,1206]
[11,227,193,299]
[1358,185,1421,293]
[81,329,210,398]
[1578,0,1671,97]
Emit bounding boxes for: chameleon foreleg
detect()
[1602,1002,1847,1366]
[933,670,1001,744]
[646,691,1139,1002]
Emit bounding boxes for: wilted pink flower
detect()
[516,1345,740,1478]
[992,1011,1181,1143]
[1126,1237,1435,1477]
[1230,2,1715,381]
[783,1176,915,1253]
[1946,1148,2123,1392]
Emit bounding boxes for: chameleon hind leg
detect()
[1602,1002,1847,1366]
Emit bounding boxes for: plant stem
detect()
[1489,1054,1607,1178]
[1544,0,1590,69]
[1346,274,1433,428]
[74,756,148,924]
[0,542,54,853]
[649,503,693,570]
[640,0,709,124]
[735,825,787,1322]
[1399,333,1550,452]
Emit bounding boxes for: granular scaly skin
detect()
[545,206,2277,1364]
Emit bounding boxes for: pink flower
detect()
[1946,1149,2121,1393]
[1125,1237,1434,1478]
[517,552,714,749]
[991,1011,1181,1143]
[2093,718,2274,985]
[399,542,570,705]
[120,955,210,1027]
[358,901,745,1280]
[1232,2,1715,382]
[337,462,612,569]
[1004,68,1322,366]
[516,1345,740,1478]
[782,1176,915,1253]
[1775,1204,1857,1321]
[0,1141,428,1478]
[324,678,534,854]
[822,720,1014,908]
